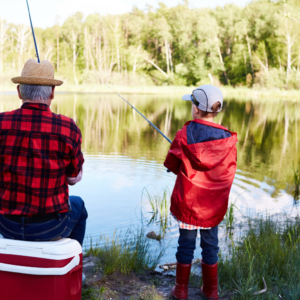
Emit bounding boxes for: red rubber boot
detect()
[200,260,219,300]
[170,263,192,300]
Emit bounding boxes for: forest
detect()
[0,0,300,89]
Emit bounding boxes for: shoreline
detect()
[82,215,300,299]
[1,85,300,101]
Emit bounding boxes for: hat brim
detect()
[11,76,63,86]
[182,94,192,101]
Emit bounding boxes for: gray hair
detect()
[19,84,53,101]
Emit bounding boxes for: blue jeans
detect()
[0,196,88,245]
[176,226,219,265]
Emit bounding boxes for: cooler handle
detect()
[0,254,80,276]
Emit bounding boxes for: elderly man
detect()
[0,59,87,250]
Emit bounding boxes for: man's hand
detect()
[67,169,83,185]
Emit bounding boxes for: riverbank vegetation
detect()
[293,164,300,203]
[81,185,300,299]
[1,0,300,90]
[86,227,165,275]
[82,215,300,299]
[83,226,167,299]
[218,217,300,299]
[143,187,171,241]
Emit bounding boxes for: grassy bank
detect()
[82,226,166,300]
[1,82,300,102]
[82,215,300,299]
[218,217,300,299]
[81,188,300,299]
[85,227,165,275]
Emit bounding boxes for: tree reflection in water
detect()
[0,93,299,199]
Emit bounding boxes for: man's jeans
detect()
[176,226,219,265]
[0,196,88,245]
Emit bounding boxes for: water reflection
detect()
[0,92,299,262]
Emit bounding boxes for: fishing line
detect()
[109,87,172,144]
[26,0,40,63]
[110,88,173,172]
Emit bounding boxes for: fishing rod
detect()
[25,0,172,156]
[109,88,172,144]
[26,0,40,63]
[25,0,169,145]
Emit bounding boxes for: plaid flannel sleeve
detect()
[66,130,84,178]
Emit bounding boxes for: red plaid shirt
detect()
[0,102,84,216]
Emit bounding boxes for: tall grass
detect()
[86,227,165,275]
[144,187,169,218]
[293,163,300,203]
[143,187,171,239]
[224,202,235,231]
[223,194,245,233]
[218,217,300,299]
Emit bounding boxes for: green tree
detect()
[1,0,300,89]
[62,12,84,85]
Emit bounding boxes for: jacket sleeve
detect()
[164,130,182,175]
[66,128,84,178]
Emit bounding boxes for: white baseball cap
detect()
[182,85,223,113]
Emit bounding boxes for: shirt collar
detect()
[184,119,229,132]
[21,102,51,112]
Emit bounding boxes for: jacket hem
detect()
[170,208,224,228]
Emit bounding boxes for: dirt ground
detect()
[82,256,233,300]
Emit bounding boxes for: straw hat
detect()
[11,59,63,86]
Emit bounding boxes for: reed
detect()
[143,187,171,239]
[86,227,165,275]
[143,187,169,218]
[293,163,300,203]
[224,202,235,231]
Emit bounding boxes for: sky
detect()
[1,0,251,29]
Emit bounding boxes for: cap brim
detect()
[11,77,63,86]
[182,94,192,101]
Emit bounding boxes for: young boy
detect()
[164,85,237,300]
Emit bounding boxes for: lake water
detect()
[0,92,299,265]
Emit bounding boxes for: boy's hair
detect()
[199,102,222,118]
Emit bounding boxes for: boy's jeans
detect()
[0,196,88,245]
[176,226,219,265]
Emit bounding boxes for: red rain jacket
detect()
[164,119,237,228]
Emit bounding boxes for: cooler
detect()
[0,238,83,300]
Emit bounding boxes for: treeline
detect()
[0,0,300,88]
